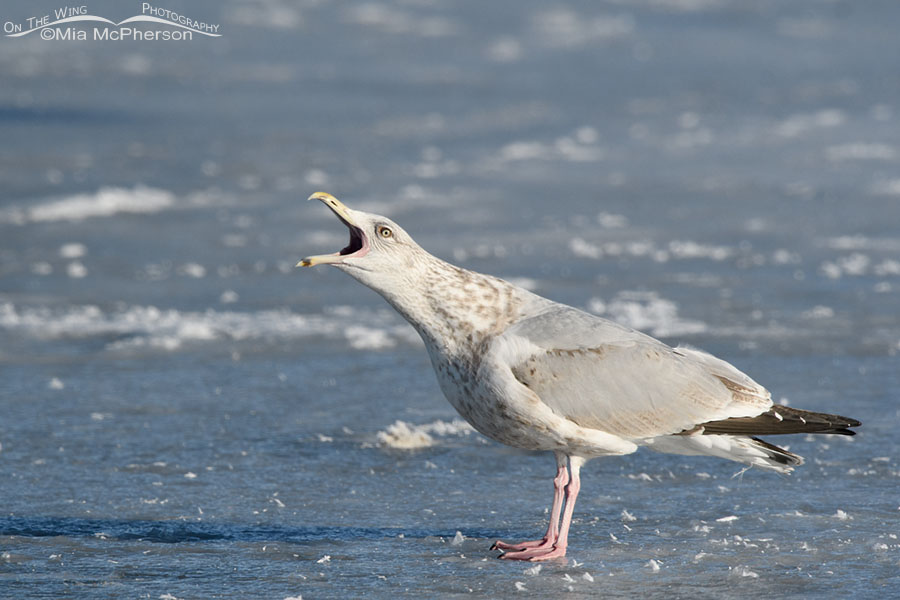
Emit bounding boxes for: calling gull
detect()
[298,192,860,561]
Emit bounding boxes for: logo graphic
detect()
[4,3,221,41]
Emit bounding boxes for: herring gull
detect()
[298,192,861,561]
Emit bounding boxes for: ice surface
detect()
[0,302,417,354]
[59,243,87,259]
[1,0,897,598]
[0,186,175,224]
[532,8,634,47]
[375,419,474,449]
[587,291,708,337]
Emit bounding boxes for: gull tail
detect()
[744,436,803,470]
[648,407,860,474]
[648,433,803,473]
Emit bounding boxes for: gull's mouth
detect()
[298,192,370,267]
[337,216,367,257]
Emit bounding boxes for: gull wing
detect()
[492,306,772,440]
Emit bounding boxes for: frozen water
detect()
[2,0,899,598]
[0,186,176,224]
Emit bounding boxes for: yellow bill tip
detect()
[308,191,337,202]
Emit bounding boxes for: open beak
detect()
[297,192,369,267]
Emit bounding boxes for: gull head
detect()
[298,192,427,287]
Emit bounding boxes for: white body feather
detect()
[317,201,799,473]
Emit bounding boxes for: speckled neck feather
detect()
[370,253,533,359]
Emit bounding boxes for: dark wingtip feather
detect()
[698,406,861,437]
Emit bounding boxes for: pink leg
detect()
[492,453,568,552]
[499,456,584,561]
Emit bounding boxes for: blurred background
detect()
[1,1,898,598]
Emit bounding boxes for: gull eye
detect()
[377,225,393,239]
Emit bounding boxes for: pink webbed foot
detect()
[498,544,567,561]
[490,538,549,552]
